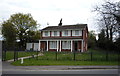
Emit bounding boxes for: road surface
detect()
[3,69,119,74]
[2,62,119,74]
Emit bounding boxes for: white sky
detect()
[0,0,119,34]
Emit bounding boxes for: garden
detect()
[8,49,119,66]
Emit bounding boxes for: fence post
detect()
[3,50,6,61]
[106,51,108,61]
[2,50,4,61]
[56,51,57,60]
[73,50,75,61]
[4,50,6,61]
[16,50,18,61]
[36,49,39,60]
[16,48,18,61]
[91,52,93,61]
[14,50,16,61]
[21,58,24,64]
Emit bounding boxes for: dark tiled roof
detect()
[42,24,87,31]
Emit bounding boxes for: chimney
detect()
[58,18,62,26]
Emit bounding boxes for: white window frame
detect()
[72,30,82,36]
[62,30,71,36]
[51,31,59,36]
[75,30,79,36]
[54,31,57,36]
[43,31,50,37]
[49,41,57,49]
[62,41,71,49]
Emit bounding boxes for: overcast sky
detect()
[0,0,119,34]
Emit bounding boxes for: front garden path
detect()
[6,53,43,62]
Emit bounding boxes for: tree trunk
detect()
[110,28,113,41]
[106,27,109,39]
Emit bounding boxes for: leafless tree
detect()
[93,1,120,41]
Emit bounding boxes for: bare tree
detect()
[93,1,120,41]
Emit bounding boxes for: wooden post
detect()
[21,58,24,64]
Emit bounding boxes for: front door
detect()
[74,41,78,51]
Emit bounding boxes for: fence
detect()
[36,51,119,61]
[2,49,39,61]
[2,49,119,61]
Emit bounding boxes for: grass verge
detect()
[11,58,119,66]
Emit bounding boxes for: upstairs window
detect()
[45,31,48,36]
[54,31,57,36]
[62,30,71,36]
[75,30,79,36]
[51,31,59,36]
[43,31,50,37]
[72,30,82,36]
[64,30,68,36]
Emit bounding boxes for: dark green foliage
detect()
[97,29,118,51]
[2,21,17,48]
[97,29,107,49]
[88,31,96,48]
[114,38,120,51]
[2,13,40,49]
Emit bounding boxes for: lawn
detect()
[11,49,119,66]
[11,59,119,66]
[3,51,38,60]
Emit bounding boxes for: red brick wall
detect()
[83,27,88,52]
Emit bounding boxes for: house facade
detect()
[39,24,88,52]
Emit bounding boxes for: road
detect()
[2,69,119,74]
[2,62,119,74]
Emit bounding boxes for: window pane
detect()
[50,41,57,49]
[54,31,57,36]
[62,41,71,49]
[75,30,79,35]
[45,31,48,36]
[64,30,68,36]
